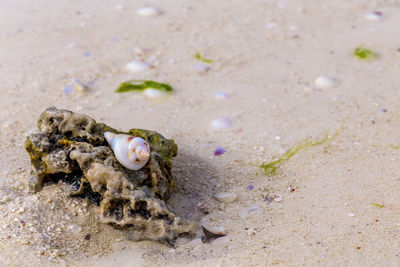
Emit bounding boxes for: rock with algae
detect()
[25,107,202,245]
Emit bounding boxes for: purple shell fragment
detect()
[63,85,73,94]
[214,147,227,156]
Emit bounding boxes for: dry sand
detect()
[0,0,400,266]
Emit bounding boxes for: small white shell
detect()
[200,216,228,235]
[136,7,162,16]
[126,60,150,73]
[214,192,237,203]
[365,11,382,21]
[143,88,167,98]
[315,75,338,89]
[210,117,232,130]
[104,132,150,170]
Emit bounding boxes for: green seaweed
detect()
[371,203,385,208]
[116,80,173,93]
[261,126,342,175]
[354,46,379,60]
[195,53,213,63]
[390,144,399,149]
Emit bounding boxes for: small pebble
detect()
[315,76,338,89]
[63,85,73,94]
[68,224,82,235]
[83,52,91,57]
[143,88,167,98]
[214,91,229,99]
[348,213,355,217]
[211,117,232,130]
[200,217,227,235]
[214,192,237,203]
[247,185,254,190]
[214,147,227,156]
[136,7,162,17]
[72,79,87,93]
[274,195,283,202]
[126,60,150,73]
[365,11,382,21]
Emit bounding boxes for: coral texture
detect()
[25,107,201,244]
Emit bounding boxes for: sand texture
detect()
[0,0,399,266]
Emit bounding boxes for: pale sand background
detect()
[0,0,400,266]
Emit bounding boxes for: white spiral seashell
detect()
[104,132,151,170]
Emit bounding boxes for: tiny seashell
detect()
[365,11,382,21]
[72,79,87,93]
[68,224,82,235]
[104,132,151,170]
[126,60,150,73]
[143,88,167,98]
[315,76,338,89]
[63,85,73,94]
[214,147,226,156]
[214,192,237,203]
[200,217,227,235]
[213,91,229,99]
[210,117,232,130]
[274,195,283,202]
[136,6,162,17]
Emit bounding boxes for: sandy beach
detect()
[0,0,399,266]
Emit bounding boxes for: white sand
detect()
[0,0,400,266]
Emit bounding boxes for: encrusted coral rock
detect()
[25,107,202,245]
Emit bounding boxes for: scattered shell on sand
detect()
[143,88,167,98]
[315,76,338,89]
[201,217,228,235]
[365,11,382,21]
[214,147,227,156]
[136,7,162,17]
[214,91,229,99]
[72,79,87,93]
[126,60,150,73]
[211,117,232,130]
[214,192,237,203]
[68,224,82,235]
[63,85,73,94]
